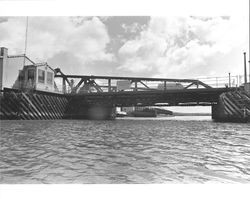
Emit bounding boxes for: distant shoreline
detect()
[172,112,211,116]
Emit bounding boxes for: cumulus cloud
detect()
[0,17,113,74]
[118,16,248,78]
[0,16,248,79]
[121,22,146,34]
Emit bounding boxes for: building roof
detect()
[8,54,55,72]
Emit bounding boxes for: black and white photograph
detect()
[0,0,249,198]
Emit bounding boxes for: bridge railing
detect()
[198,75,244,88]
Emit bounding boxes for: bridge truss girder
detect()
[54,72,212,94]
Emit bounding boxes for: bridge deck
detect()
[68,87,235,106]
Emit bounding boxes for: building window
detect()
[38,69,45,83]
[47,72,53,85]
[27,69,35,81]
[18,70,24,81]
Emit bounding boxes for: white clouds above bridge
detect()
[118,16,248,78]
[0,15,248,78]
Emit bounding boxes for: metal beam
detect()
[90,80,103,92]
[196,80,212,89]
[184,82,196,89]
[134,81,138,91]
[54,68,71,87]
[55,74,200,83]
[73,78,86,93]
[139,81,150,89]
[108,79,111,92]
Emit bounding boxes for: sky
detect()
[0,15,249,80]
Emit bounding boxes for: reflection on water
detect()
[0,117,250,183]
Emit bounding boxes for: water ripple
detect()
[0,118,250,183]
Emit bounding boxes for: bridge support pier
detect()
[212,90,250,123]
[64,100,116,120]
[211,101,227,121]
[87,105,116,120]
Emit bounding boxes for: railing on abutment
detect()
[198,75,244,88]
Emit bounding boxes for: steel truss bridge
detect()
[54,69,236,107]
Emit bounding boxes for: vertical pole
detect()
[84,79,89,93]
[249,60,250,83]
[216,77,218,87]
[108,79,111,92]
[244,52,247,84]
[24,17,28,55]
[62,77,66,94]
[196,81,199,105]
[134,81,137,92]
[164,81,166,91]
[23,17,29,67]
[228,73,231,87]
[0,48,8,91]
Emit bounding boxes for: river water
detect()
[0,117,250,183]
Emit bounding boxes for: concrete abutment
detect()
[212,89,250,122]
[64,97,116,120]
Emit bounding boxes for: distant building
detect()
[12,63,55,92]
[1,47,57,93]
[157,82,184,90]
[121,106,152,113]
[121,106,135,113]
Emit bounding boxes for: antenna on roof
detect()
[23,16,29,67]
